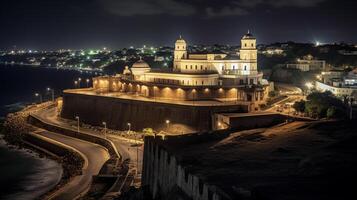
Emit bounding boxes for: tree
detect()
[293,100,306,113]
[304,91,347,119]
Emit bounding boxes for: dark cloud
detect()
[99,0,195,16]
[99,0,328,17]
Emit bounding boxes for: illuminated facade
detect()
[93,32,270,110]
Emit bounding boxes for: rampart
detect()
[60,91,248,132]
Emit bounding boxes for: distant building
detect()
[316,68,357,98]
[286,55,325,71]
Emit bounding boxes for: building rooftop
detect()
[151,120,357,200]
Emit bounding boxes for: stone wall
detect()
[61,92,248,132]
[142,136,231,200]
[28,114,120,159]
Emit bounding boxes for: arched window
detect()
[244,65,247,71]
[245,43,247,47]
[251,43,254,47]
[195,65,197,70]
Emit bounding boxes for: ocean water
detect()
[0,140,63,199]
[0,64,96,199]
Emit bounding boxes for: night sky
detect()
[1,0,357,50]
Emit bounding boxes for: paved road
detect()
[35,130,110,200]
[34,107,143,176]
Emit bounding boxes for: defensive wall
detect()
[142,133,232,200]
[60,91,249,132]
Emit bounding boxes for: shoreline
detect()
[1,104,84,200]
[0,135,63,200]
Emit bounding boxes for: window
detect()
[202,81,204,85]
[251,43,254,47]
[190,65,192,69]
[232,65,236,70]
[195,65,197,70]
[201,65,203,70]
[244,66,247,70]
[186,65,188,69]
[245,43,247,47]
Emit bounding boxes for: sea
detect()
[0,64,97,199]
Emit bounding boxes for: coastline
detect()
[0,103,84,200]
[0,135,63,200]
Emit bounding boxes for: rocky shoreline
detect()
[1,104,84,199]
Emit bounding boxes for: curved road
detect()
[35,130,110,200]
[34,107,143,175]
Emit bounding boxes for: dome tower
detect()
[174,35,187,71]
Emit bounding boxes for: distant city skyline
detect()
[1,0,357,50]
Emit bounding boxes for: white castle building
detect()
[93,31,270,111]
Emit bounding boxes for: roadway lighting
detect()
[165,120,170,130]
[47,87,54,102]
[35,93,43,103]
[74,80,78,88]
[305,82,313,89]
[75,116,80,133]
[86,79,90,88]
[102,122,107,139]
[127,122,131,134]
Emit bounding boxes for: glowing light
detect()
[305,82,313,89]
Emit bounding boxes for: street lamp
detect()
[165,119,170,130]
[86,79,90,88]
[102,122,107,139]
[127,122,131,134]
[74,80,78,88]
[78,78,82,88]
[75,116,80,133]
[35,93,42,103]
[47,87,54,102]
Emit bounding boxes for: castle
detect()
[92,31,270,111]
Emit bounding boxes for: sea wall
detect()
[61,92,248,132]
[28,114,120,159]
[142,136,231,200]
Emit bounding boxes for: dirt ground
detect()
[171,120,357,200]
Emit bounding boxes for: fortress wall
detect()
[61,92,248,132]
[142,137,230,200]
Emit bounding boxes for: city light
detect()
[305,82,313,89]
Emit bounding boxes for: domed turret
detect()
[123,66,131,75]
[132,58,150,69]
[174,35,187,70]
[242,30,255,39]
[131,58,151,81]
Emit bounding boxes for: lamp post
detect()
[165,119,170,130]
[127,122,131,134]
[102,121,107,139]
[47,87,54,102]
[86,79,90,88]
[78,78,82,88]
[35,93,42,103]
[74,80,78,88]
[75,116,80,133]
